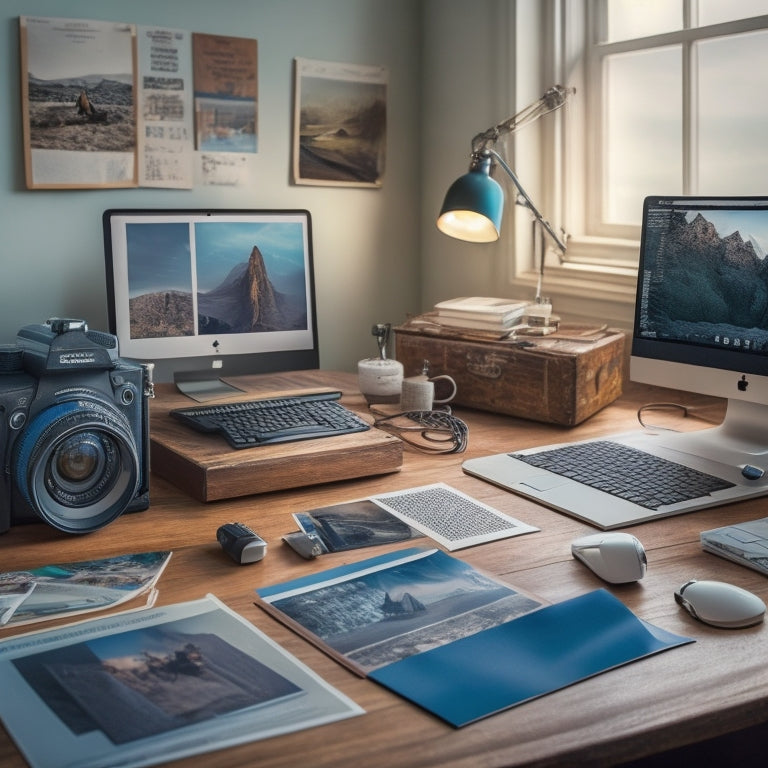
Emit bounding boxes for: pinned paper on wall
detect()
[19,15,139,189]
[19,16,258,190]
[293,57,387,188]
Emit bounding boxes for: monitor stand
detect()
[174,371,246,402]
[658,398,768,470]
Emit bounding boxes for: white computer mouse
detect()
[674,579,766,629]
[571,532,647,584]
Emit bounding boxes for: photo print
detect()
[19,16,138,188]
[293,57,387,187]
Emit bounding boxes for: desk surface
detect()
[2,370,766,768]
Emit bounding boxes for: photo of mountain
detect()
[125,219,309,339]
[643,208,768,350]
[263,549,542,673]
[196,244,306,334]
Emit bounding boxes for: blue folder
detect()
[369,588,693,727]
[257,548,693,727]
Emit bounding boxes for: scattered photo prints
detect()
[0,552,172,627]
[292,499,423,554]
[0,595,362,768]
[257,548,543,675]
[371,483,539,550]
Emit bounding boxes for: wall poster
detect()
[19,16,138,189]
[136,26,195,189]
[18,17,259,190]
[293,58,387,188]
[192,33,259,154]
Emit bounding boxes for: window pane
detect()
[604,46,682,224]
[606,0,682,42]
[698,0,768,26]
[697,30,768,194]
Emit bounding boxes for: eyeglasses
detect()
[637,402,721,432]
[372,409,468,454]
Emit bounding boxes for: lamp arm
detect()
[488,148,567,254]
[471,85,573,153]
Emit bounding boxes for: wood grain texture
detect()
[395,323,625,425]
[149,377,403,501]
[5,372,768,768]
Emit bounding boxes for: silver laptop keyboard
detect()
[510,440,735,510]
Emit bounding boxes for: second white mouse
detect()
[571,532,647,584]
[674,580,766,629]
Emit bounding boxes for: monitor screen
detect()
[104,209,319,396]
[631,195,768,450]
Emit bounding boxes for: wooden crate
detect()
[395,320,625,426]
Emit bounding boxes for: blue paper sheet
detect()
[369,588,693,727]
[257,548,693,727]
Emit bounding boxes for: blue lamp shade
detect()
[436,156,504,243]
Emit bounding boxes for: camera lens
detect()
[52,433,106,488]
[13,399,140,533]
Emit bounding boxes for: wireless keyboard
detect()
[170,391,370,449]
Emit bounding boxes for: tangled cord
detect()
[372,408,469,453]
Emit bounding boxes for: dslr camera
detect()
[0,318,151,534]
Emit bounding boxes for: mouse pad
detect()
[369,588,694,727]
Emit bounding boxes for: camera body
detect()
[0,318,150,534]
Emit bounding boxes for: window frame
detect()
[507,0,768,326]
[587,1,768,241]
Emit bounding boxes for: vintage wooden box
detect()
[395,319,625,426]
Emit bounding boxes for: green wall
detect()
[0,0,423,371]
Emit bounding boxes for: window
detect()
[510,0,768,324]
[570,0,768,250]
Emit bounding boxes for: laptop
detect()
[463,195,768,529]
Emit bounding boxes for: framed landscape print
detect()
[293,58,387,188]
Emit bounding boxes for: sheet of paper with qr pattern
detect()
[371,483,539,550]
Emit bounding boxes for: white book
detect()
[434,296,529,324]
[434,313,524,331]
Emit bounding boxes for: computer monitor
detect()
[104,209,319,398]
[631,195,768,461]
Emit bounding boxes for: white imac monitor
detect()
[104,209,319,398]
[631,196,768,461]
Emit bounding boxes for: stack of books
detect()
[433,296,530,331]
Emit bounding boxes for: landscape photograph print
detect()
[20,16,137,188]
[12,623,302,745]
[263,549,542,674]
[643,207,768,350]
[126,219,309,339]
[293,58,387,187]
[192,32,258,153]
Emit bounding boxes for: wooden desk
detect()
[2,370,767,768]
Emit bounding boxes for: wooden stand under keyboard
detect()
[148,371,403,502]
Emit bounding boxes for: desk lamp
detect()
[437,85,573,308]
